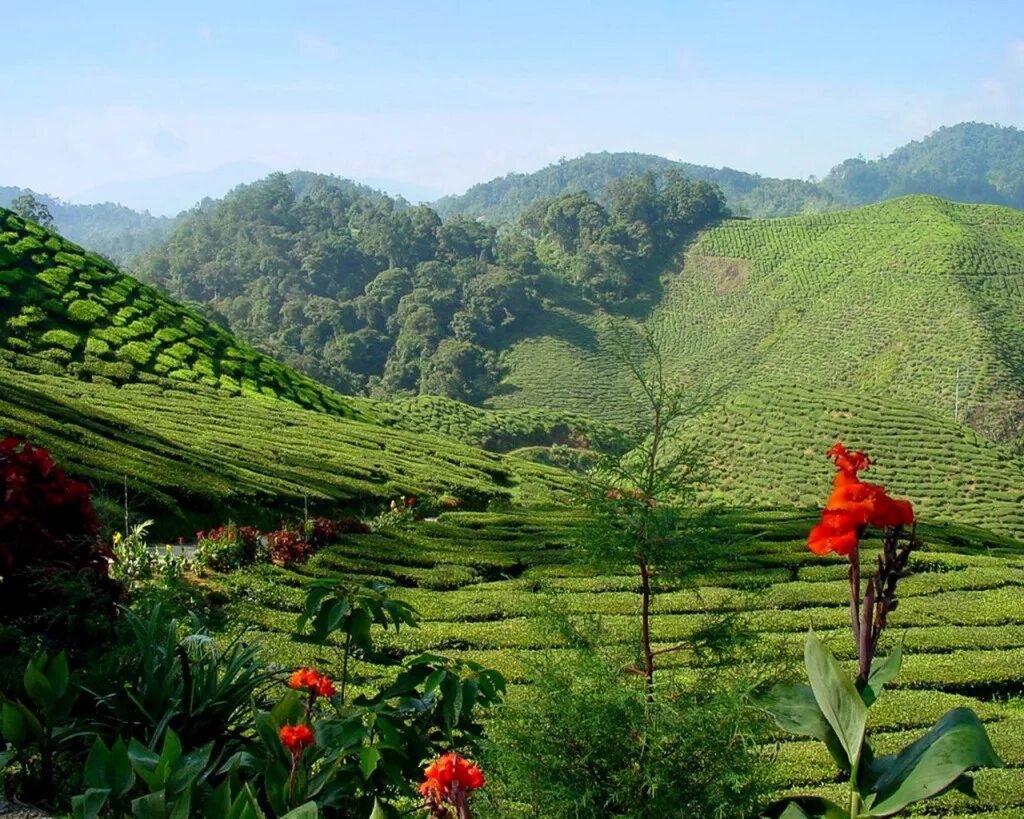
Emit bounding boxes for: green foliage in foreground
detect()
[0,364,573,528]
[208,510,1024,816]
[0,206,362,418]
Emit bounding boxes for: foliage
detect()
[0,651,78,805]
[131,169,725,398]
[0,436,120,680]
[0,207,361,418]
[481,645,771,818]
[753,448,1005,817]
[10,193,55,229]
[89,606,275,757]
[195,524,264,572]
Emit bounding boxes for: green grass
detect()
[208,509,1024,816]
[0,207,363,418]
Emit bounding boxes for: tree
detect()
[581,325,711,702]
[11,193,55,229]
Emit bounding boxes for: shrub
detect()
[0,437,119,682]
[305,515,371,547]
[482,647,771,818]
[194,523,263,571]
[266,527,314,565]
[65,299,107,323]
[40,328,81,351]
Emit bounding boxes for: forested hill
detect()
[434,152,836,222]
[0,187,174,264]
[435,122,1024,223]
[133,169,728,398]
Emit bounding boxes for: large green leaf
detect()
[864,707,1004,816]
[860,645,902,708]
[71,788,111,819]
[804,629,867,769]
[751,684,850,770]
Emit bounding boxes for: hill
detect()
[0,186,174,264]
[436,123,1024,223]
[0,205,363,418]
[0,208,575,525]
[489,196,1024,536]
[132,169,726,397]
[434,151,836,222]
[823,122,1024,209]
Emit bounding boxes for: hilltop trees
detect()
[10,193,55,229]
[135,170,728,400]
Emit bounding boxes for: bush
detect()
[482,647,771,818]
[0,437,119,682]
[194,523,263,571]
[266,527,314,565]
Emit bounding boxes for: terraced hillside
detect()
[0,207,361,417]
[210,510,1024,817]
[494,196,1024,537]
[0,362,573,529]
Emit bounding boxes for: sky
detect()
[4,0,1024,214]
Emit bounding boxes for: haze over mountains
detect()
[5,122,1024,264]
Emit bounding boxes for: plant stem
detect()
[639,557,655,703]
[340,631,352,706]
[847,548,861,650]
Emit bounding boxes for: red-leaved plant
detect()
[754,443,1003,818]
[0,436,105,572]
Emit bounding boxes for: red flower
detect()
[288,667,336,699]
[808,443,915,557]
[279,724,315,755]
[420,753,485,806]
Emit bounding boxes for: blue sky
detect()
[4,0,1024,213]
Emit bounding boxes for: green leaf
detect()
[751,684,850,770]
[768,797,848,818]
[369,798,387,819]
[132,791,168,819]
[1,703,27,745]
[48,651,70,700]
[111,738,136,797]
[804,629,867,768]
[84,737,112,789]
[865,707,1004,816]
[359,746,382,780]
[23,663,54,707]
[72,788,111,819]
[169,790,191,819]
[780,805,811,819]
[281,803,319,819]
[861,645,902,708]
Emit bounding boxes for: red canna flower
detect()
[288,667,336,699]
[808,443,914,556]
[279,723,315,756]
[420,753,485,816]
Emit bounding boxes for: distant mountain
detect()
[73,160,273,218]
[435,122,1024,223]
[0,187,175,265]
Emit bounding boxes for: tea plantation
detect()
[0,363,573,528]
[497,196,1024,426]
[208,510,1024,817]
[0,207,363,418]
